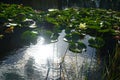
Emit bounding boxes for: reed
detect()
[102,43,120,80]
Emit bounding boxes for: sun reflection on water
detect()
[26,37,59,66]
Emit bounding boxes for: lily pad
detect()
[88,37,105,49]
[64,34,72,42]
[78,41,87,50]
[69,41,86,53]
[50,33,59,43]
[71,31,80,42]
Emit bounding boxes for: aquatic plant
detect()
[69,41,86,53]
[101,44,120,80]
[0,3,120,56]
[88,37,105,49]
[64,34,72,42]
[21,30,38,44]
[79,23,87,30]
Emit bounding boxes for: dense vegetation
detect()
[0,3,120,80]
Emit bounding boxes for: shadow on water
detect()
[4,72,25,80]
[24,57,44,80]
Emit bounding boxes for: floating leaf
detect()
[64,34,72,42]
[78,41,86,50]
[88,37,105,49]
[69,41,86,53]
[71,31,80,42]
[21,30,37,43]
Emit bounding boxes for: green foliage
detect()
[45,8,120,39]
[21,31,37,43]
[0,3,119,79]
[0,3,120,54]
[78,41,87,50]
[0,3,41,41]
[88,37,105,49]
[102,44,120,80]
[69,41,86,53]
[51,33,59,40]
[0,3,37,25]
[64,34,72,42]
[69,41,77,52]
[0,13,8,23]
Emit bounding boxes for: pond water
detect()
[0,30,97,80]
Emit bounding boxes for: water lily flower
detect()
[79,23,87,30]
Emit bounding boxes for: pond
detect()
[0,30,97,80]
[0,2,119,80]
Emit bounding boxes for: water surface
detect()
[0,30,96,80]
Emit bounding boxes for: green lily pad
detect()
[64,34,72,42]
[69,41,86,53]
[71,31,80,42]
[78,41,87,50]
[88,37,105,49]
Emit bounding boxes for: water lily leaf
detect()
[98,29,115,35]
[21,30,37,44]
[71,31,80,41]
[78,41,86,50]
[45,17,58,25]
[64,34,72,42]
[65,27,71,34]
[51,33,59,41]
[69,41,77,51]
[88,37,105,49]
[69,41,86,53]
[88,25,101,30]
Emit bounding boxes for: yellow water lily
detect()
[79,23,87,30]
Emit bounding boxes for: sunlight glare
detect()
[26,37,58,65]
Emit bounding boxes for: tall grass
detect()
[102,43,120,80]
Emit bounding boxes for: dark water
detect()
[0,30,97,80]
[1,0,120,11]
